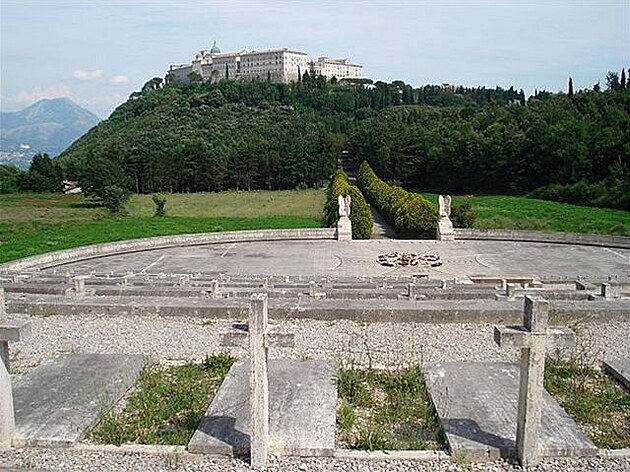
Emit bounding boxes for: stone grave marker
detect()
[188,293,336,469]
[0,290,32,449]
[494,296,575,467]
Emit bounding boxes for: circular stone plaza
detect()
[1,229,629,472]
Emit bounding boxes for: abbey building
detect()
[168,41,363,84]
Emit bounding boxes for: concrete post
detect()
[506,283,517,300]
[249,293,269,469]
[0,288,6,317]
[0,358,14,449]
[309,281,316,298]
[494,296,575,468]
[516,297,548,467]
[0,320,32,450]
[407,283,415,299]
[73,276,86,295]
[600,283,611,299]
[210,280,220,298]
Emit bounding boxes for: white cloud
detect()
[110,74,130,85]
[73,69,104,81]
[15,83,72,104]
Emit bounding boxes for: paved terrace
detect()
[21,239,629,280]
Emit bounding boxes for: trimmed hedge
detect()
[357,161,439,236]
[323,169,373,239]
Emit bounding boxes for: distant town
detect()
[168,41,363,84]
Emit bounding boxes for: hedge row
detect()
[357,161,439,235]
[323,169,373,239]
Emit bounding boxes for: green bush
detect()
[450,201,476,228]
[152,193,167,217]
[357,161,438,236]
[323,169,373,239]
[101,185,131,214]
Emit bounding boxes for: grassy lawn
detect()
[544,358,630,449]
[90,355,234,445]
[0,191,326,264]
[423,193,630,236]
[337,367,444,450]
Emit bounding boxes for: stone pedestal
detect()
[437,217,455,241]
[337,216,352,241]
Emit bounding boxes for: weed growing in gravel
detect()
[89,353,235,445]
[337,366,445,450]
[544,357,630,449]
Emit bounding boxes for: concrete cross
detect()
[494,295,575,467]
[0,288,32,449]
[221,293,294,469]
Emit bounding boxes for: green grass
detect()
[422,193,630,235]
[337,367,444,450]
[90,354,234,445]
[544,357,630,449]
[0,191,325,263]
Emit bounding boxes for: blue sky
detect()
[1,0,628,118]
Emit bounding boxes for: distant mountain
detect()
[1,97,100,169]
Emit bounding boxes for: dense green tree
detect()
[0,165,24,193]
[18,153,62,192]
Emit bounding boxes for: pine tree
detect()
[225,63,229,80]
[568,77,574,97]
[621,68,627,90]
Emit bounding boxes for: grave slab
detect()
[188,359,336,457]
[603,359,630,390]
[13,353,146,447]
[424,362,596,461]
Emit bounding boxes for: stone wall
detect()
[454,229,630,249]
[0,229,337,272]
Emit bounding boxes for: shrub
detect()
[323,169,373,239]
[450,201,476,228]
[152,193,167,217]
[357,161,438,236]
[101,185,131,214]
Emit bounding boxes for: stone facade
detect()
[168,42,362,84]
[312,57,362,80]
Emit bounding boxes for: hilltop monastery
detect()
[168,41,363,84]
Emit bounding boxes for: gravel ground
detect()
[3,313,630,471]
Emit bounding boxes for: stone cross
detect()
[0,288,32,449]
[494,296,575,467]
[221,293,294,469]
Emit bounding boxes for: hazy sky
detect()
[1,0,628,118]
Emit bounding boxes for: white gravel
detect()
[3,313,630,471]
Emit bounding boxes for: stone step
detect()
[424,362,597,461]
[13,353,146,447]
[188,359,337,457]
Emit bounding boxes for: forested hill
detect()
[56,74,629,209]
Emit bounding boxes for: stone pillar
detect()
[249,293,269,470]
[407,283,416,299]
[337,216,352,241]
[600,283,611,299]
[74,276,86,295]
[309,281,316,298]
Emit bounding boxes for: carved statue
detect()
[338,194,351,217]
[438,195,452,218]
